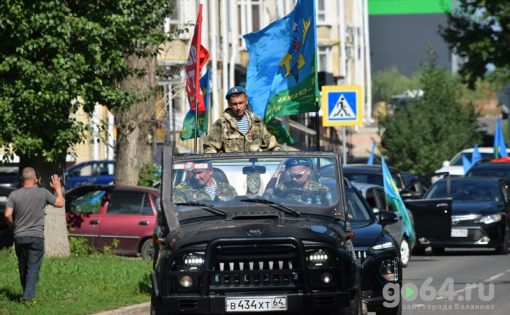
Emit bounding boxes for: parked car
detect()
[151,152,362,314]
[352,182,415,268]
[65,184,159,259]
[406,177,510,255]
[435,147,510,177]
[0,166,19,188]
[466,158,510,182]
[0,186,15,249]
[64,160,115,190]
[345,181,403,314]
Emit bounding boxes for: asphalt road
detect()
[369,248,510,315]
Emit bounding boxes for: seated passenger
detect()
[273,158,332,205]
[174,162,237,203]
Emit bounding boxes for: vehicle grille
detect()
[355,250,368,265]
[207,240,303,291]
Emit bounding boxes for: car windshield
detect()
[467,167,510,182]
[425,180,501,202]
[450,152,493,166]
[171,156,340,213]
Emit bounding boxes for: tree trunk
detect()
[19,156,69,258]
[114,55,157,185]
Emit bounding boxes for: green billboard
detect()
[369,0,452,15]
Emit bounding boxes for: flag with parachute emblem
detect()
[244,0,319,126]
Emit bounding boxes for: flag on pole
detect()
[185,4,209,114]
[180,68,211,140]
[381,158,416,244]
[462,155,472,175]
[367,140,376,165]
[471,144,481,165]
[244,0,319,123]
[494,117,508,159]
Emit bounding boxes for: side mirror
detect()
[372,207,380,215]
[442,161,450,167]
[379,210,398,226]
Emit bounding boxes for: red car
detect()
[65,185,160,259]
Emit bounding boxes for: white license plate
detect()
[225,296,287,312]
[451,228,468,237]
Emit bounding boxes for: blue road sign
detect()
[321,86,363,126]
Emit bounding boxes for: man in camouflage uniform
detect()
[204,86,282,153]
[174,162,237,203]
[273,158,332,206]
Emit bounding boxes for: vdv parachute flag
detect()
[185,4,209,114]
[244,0,319,124]
[494,117,508,159]
[381,158,416,244]
[181,68,210,140]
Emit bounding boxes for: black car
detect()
[0,186,15,249]
[0,167,19,189]
[151,152,362,315]
[346,181,403,314]
[406,177,510,254]
[466,159,510,181]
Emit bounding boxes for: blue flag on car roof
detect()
[471,144,481,165]
[381,158,416,244]
[494,117,508,159]
[244,0,319,123]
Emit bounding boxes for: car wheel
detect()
[141,239,154,260]
[399,238,410,268]
[495,221,509,255]
[411,246,425,256]
[431,247,444,255]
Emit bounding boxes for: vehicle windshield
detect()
[171,156,340,213]
[450,152,493,166]
[425,180,502,202]
[467,167,510,182]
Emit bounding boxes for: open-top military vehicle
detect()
[150,148,362,314]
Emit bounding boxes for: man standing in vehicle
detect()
[4,167,64,302]
[273,158,332,205]
[203,86,282,153]
[174,162,237,202]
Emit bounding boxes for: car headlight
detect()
[477,214,502,224]
[183,253,205,271]
[371,241,394,250]
[306,249,329,268]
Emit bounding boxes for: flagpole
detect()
[194,100,198,153]
[315,101,320,151]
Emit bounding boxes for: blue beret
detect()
[284,158,312,168]
[226,85,246,100]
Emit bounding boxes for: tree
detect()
[441,1,510,88]
[0,0,172,255]
[380,58,480,174]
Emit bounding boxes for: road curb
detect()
[92,301,150,315]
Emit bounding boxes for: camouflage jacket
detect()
[274,180,332,205]
[204,109,282,153]
[173,180,238,203]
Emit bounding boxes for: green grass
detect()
[0,248,152,315]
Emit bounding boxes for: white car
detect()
[435,147,510,177]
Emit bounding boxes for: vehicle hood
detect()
[173,217,347,250]
[349,221,385,248]
[452,201,503,215]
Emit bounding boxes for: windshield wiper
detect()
[239,198,300,217]
[174,202,227,216]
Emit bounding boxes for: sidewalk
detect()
[92,302,150,315]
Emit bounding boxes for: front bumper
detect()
[416,223,505,248]
[152,290,354,314]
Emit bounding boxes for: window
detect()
[141,194,154,215]
[317,0,327,24]
[318,46,330,72]
[69,190,105,214]
[107,191,145,215]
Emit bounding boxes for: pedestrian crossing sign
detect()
[321,85,363,126]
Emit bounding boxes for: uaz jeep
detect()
[151,151,361,314]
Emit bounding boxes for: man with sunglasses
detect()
[174,162,237,203]
[273,158,332,206]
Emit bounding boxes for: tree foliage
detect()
[441,0,510,87]
[0,0,172,179]
[372,67,421,104]
[380,59,480,174]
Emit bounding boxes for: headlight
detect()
[183,253,205,271]
[306,249,329,268]
[371,241,394,250]
[477,214,502,224]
